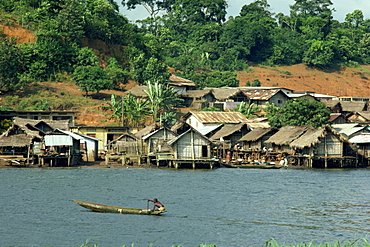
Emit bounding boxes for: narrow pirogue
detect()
[73,200,166,215]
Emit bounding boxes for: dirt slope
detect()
[237,64,370,97]
[3,24,370,126]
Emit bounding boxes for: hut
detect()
[346,111,370,124]
[171,120,192,135]
[0,124,44,165]
[242,89,289,108]
[329,113,347,124]
[264,126,312,153]
[183,111,248,130]
[166,75,196,93]
[349,134,370,166]
[180,89,216,108]
[238,127,277,151]
[13,117,70,131]
[207,87,249,110]
[142,127,178,154]
[167,128,218,169]
[42,129,82,166]
[106,132,139,154]
[289,125,357,168]
[210,123,250,146]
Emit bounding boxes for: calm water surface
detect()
[1,167,370,247]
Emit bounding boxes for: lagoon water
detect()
[1,167,370,247]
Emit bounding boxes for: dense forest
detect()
[1,0,370,94]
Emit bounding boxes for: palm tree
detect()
[143,81,183,122]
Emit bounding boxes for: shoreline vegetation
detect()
[76,238,370,247]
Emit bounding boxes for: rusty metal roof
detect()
[189,111,248,124]
[167,75,195,87]
[242,89,281,100]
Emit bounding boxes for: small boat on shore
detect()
[73,200,166,215]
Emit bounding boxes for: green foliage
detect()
[0,119,12,134]
[202,107,222,112]
[0,37,25,92]
[186,71,239,89]
[266,99,330,128]
[105,57,130,89]
[73,66,113,95]
[264,237,370,247]
[143,81,183,122]
[236,101,260,118]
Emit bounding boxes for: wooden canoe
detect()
[73,200,166,215]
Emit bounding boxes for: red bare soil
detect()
[3,24,370,126]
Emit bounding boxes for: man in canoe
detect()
[148,198,166,212]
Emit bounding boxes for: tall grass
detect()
[264,238,370,247]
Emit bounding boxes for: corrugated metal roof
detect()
[190,111,248,124]
[242,89,281,100]
[198,124,223,135]
[349,134,370,143]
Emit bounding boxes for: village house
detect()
[331,123,370,139]
[166,75,196,93]
[180,89,216,108]
[349,134,370,165]
[242,89,289,108]
[13,117,70,132]
[264,125,312,153]
[42,129,82,166]
[183,111,248,130]
[289,125,357,168]
[238,127,278,151]
[206,87,249,110]
[70,125,132,152]
[0,110,76,126]
[210,123,250,146]
[346,111,370,124]
[324,101,342,113]
[329,113,347,124]
[0,123,44,165]
[142,127,178,154]
[167,127,217,169]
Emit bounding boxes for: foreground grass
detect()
[76,237,370,247]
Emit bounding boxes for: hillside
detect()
[2,24,370,126]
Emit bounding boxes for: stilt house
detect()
[289,125,357,168]
[167,128,218,169]
[265,126,313,153]
[238,127,277,151]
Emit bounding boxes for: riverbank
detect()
[0,160,152,169]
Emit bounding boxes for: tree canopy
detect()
[266,99,331,128]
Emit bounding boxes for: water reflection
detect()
[0,168,369,246]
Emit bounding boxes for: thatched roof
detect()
[340,101,367,112]
[134,123,160,139]
[289,125,347,149]
[187,111,248,124]
[0,124,43,147]
[324,100,341,109]
[109,132,138,144]
[170,121,192,135]
[13,117,69,131]
[125,85,149,98]
[181,89,213,98]
[167,75,195,87]
[210,123,248,140]
[265,126,312,145]
[205,87,243,101]
[354,111,370,120]
[239,127,276,142]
